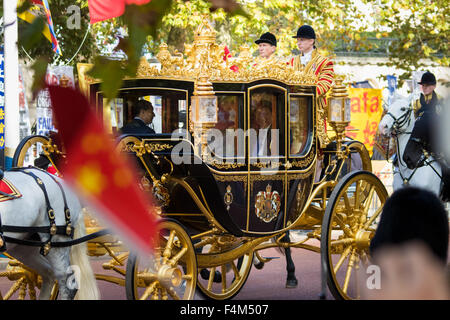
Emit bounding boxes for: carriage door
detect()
[247,84,287,233]
[285,92,316,228]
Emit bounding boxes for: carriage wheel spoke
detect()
[359,251,369,268]
[28,282,37,300]
[221,265,227,293]
[343,193,352,211]
[140,282,157,300]
[160,287,168,300]
[207,267,216,291]
[167,286,181,300]
[354,181,361,209]
[4,277,25,300]
[182,274,193,281]
[169,247,187,267]
[362,184,375,209]
[333,215,354,237]
[355,259,361,300]
[230,260,241,282]
[137,271,157,284]
[154,247,162,269]
[162,231,176,264]
[342,249,357,294]
[18,281,27,300]
[330,238,354,251]
[363,205,383,229]
[333,245,352,274]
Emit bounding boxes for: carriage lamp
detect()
[191,72,218,159]
[191,82,218,125]
[328,76,351,158]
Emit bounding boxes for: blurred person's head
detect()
[255,100,272,129]
[370,187,449,265]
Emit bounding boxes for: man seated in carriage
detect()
[250,100,279,158]
[120,99,156,135]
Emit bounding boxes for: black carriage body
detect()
[91,77,318,237]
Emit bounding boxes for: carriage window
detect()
[289,95,311,156]
[109,98,124,129]
[208,94,244,159]
[216,95,239,131]
[101,89,187,135]
[249,87,285,158]
[147,96,162,133]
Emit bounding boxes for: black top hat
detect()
[418,71,437,85]
[255,32,277,46]
[293,25,316,39]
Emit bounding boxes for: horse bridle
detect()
[384,106,413,137]
[384,106,413,169]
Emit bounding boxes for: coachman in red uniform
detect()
[290,25,335,148]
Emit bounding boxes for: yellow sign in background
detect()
[345,88,384,156]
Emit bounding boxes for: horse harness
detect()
[386,107,442,185]
[384,107,413,137]
[0,167,109,256]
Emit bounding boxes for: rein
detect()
[1,228,110,248]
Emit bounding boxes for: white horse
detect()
[378,93,442,196]
[0,168,99,300]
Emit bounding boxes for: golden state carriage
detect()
[4,16,387,300]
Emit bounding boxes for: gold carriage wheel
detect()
[0,255,58,300]
[12,136,51,167]
[125,219,197,300]
[321,171,388,300]
[196,242,254,300]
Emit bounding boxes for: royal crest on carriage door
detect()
[255,184,281,223]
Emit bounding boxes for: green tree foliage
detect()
[89,0,448,90]
[369,0,449,83]
[89,0,174,101]
[8,0,448,98]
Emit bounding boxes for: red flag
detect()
[47,85,157,254]
[88,0,151,24]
